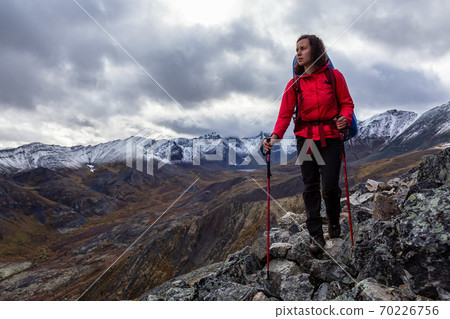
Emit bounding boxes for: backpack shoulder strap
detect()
[324,67,340,113]
[292,75,303,121]
[293,75,302,97]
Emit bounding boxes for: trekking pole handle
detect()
[334,115,348,134]
[260,137,271,156]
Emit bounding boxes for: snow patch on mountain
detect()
[356,109,418,141]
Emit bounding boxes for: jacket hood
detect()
[300,60,331,78]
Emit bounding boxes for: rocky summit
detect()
[138,148,449,301]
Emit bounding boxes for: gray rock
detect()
[387,178,401,188]
[323,238,345,259]
[251,235,268,265]
[395,185,450,299]
[269,228,291,244]
[253,270,283,299]
[366,179,380,192]
[144,294,164,301]
[268,259,302,276]
[339,218,404,287]
[204,282,257,301]
[334,278,415,301]
[357,192,375,204]
[278,211,305,231]
[0,261,33,280]
[436,287,450,301]
[417,148,450,186]
[373,193,401,221]
[309,259,354,285]
[138,262,222,301]
[194,275,223,301]
[166,286,196,301]
[286,231,315,272]
[269,243,292,259]
[356,245,405,287]
[395,184,410,207]
[312,282,329,301]
[280,273,314,301]
[328,281,346,299]
[215,246,262,285]
[252,291,270,301]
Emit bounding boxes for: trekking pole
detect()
[339,131,354,246]
[260,138,272,279]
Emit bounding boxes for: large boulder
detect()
[417,148,450,186]
[214,246,262,284]
[203,282,257,301]
[280,273,314,301]
[286,230,315,272]
[373,193,401,221]
[395,185,450,299]
[334,278,416,301]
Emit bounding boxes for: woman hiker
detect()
[264,34,355,253]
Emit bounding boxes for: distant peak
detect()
[200,132,221,139]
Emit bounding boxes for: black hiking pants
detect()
[296,137,342,238]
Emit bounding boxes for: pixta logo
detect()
[126,129,325,176]
[125,129,173,176]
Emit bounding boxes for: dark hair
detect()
[293,34,327,75]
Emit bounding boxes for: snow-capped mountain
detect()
[366,102,450,160]
[356,110,418,144]
[0,139,131,173]
[347,102,450,162]
[0,132,286,173]
[1,103,449,172]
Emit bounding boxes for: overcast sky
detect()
[1,0,449,148]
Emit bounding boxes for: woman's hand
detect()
[334,115,348,130]
[263,134,279,152]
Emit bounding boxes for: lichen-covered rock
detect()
[166,286,196,301]
[417,148,450,186]
[323,238,345,259]
[310,259,354,285]
[203,282,257,301]
[339,218,404,287]
[267,259,302,276]
[215,246,262,284]
[313,281,347,300]
[312,282,330,301]
[269,227,291,244]
[395,185,450,299]
[334,278,415,301]
[138,279,197,301]
[136,148,449,303]
[193,275,223,301]
[252,270,283,299]
[143,294,164,301]
[280,273,314,301]
[278,211,305,233]
[286,231,314,272]
[269,242,292,259]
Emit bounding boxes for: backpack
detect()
[291,56,358,141]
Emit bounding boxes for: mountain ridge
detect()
[2,103,449,173]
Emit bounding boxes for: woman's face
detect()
[296,38,312,67]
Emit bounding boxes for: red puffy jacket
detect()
[272,63,354,141]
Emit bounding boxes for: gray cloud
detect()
[0,0,285,115]
[354,0,450,58]
[332,51,449,113]
[0,0,449,147]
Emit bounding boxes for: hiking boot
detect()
[309,236,326,254]
[328,224,341,238]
